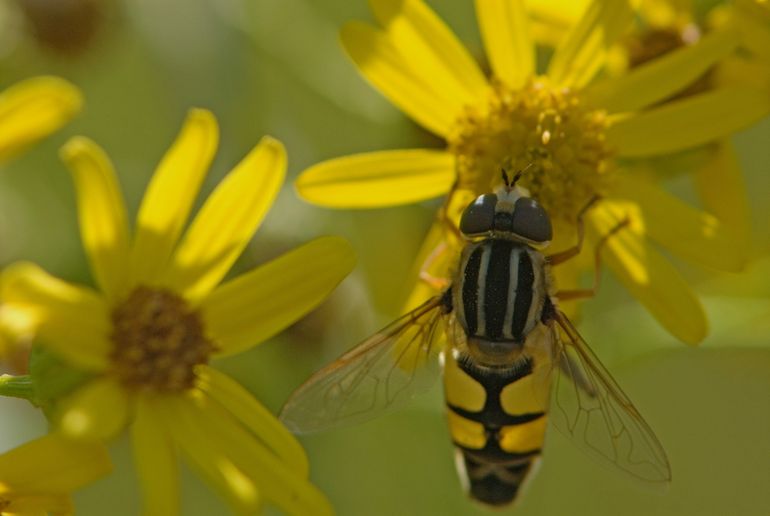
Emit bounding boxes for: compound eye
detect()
[460,194,497,235]
[511,197,552,243]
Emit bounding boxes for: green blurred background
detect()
[1,0,769,514]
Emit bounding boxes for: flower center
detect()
[447,77,612,226]
[109,286,216,393]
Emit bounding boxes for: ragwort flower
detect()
[0,76,81,163]
[296,0,770,344]
[0,433,111,515]
[527,0,762,255]
[1,109,354,515]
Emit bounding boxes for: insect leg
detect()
[419,241,452,290]
[546,195,601,266]
[553,216,630,301]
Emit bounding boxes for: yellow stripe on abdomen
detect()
[446,410,487,449]
[500,369,549,415]
[499,416,548,454]
[443,349,486,412]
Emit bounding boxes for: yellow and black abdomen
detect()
[443,348,549,506]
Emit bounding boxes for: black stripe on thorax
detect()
[511,250,534,341]
[483,240,513,340]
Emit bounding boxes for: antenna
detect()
[501,161,534,190]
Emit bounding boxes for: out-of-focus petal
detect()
[131,397,179,516]
[160,395,262,514]
[202,236,355,356]
[57,377,130,441]
[607,87,770,158]
[0,433,111,493]
[1,262,110,371]
[60,137,131,303]
[585,26,739,113]
[129,109,218,286]
[170,393,332,515]
[0,77,82,162]
[165,136,285,304]
[197,366,309,476]
[547,0,633,88]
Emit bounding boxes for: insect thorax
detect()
[452,238,548,366]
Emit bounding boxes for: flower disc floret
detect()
[110,286,216,392]
[449,78,611,223]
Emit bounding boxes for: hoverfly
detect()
[280,170,671,507]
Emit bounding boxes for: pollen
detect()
[109,286,216,393]
[448,78,612,225]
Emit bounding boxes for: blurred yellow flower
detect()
[295,0,770,344]
[0,77,82,163]
[0,433,111,515]
[0,109,354,515]
[733,0,770,60]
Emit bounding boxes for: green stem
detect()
[0,374,35,401]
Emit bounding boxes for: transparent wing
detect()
[279,296,447,434]
[545,309,672,484]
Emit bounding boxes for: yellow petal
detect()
[475,0,534,88]
[547,0,633,88]
[588,203,707,345]
[196,366,309,476]
[0,433,111,493]
[160,396,261,514]
[527,0,588,28]
[165,136,286,304]
[202,236,355,356]
[734,0,770,60]
[131,398,179,516]
[129,109,218,286]
[59,137,131,303]
[4,493,73,515]
[296,149,454,208]
[340,21,460,136]
[57,377,130,441]
[607,87,770,158]
[370,0,487,104]
[0,77,82,163]
[693,143,750,254]
[585,26,740,113]
[611,173,746,272]
[1,262,110,371]
[171,394,332,516]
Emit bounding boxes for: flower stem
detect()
[0,374,35,401]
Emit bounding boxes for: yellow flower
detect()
[0,77,82,163]
[295,0,770,344]
[0,433,111,516]
[1,109,355,515]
